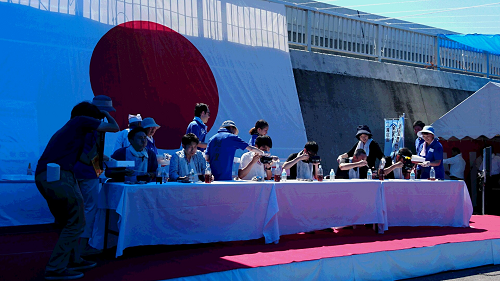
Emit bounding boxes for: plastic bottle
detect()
[367,169,372,180]
[204,164,212,183]
[162,166,169,183]
[189,168,196,182]
[27,163,32,175]
[429,167,436,181]
[317,165,324,181]
[378,158,386,181]
[410,169,415,180]
[281,168,287,182]
[329,169,335,181]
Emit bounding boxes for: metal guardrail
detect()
[285,5,500,79]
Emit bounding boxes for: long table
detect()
[93,179,472,257]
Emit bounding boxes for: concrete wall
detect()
[289,49,492,173]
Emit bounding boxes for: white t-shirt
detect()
[443,153,466,179]
[239,152,266,180]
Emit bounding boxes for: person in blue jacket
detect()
[206,120,264,181]
[186,103,210,151]
[416,126,445,180]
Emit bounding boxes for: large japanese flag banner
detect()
[0,0,307,175]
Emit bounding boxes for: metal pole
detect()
[482,147,492,215]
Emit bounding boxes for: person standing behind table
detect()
[248,119,269,146]
[141,117,160,154]
[205,120,264,181]
[169,133,207,182]
[444,147,466,180]
[413,120,425,154]
[73,95,115,257]
[337,125,384,179]
[114,114,142,151]
[239,135,274,180]
[416,126,445,180]
[282,141,320,180]
[107,127,158,182]
[337,149,368,179]
[35,102,119,280]
[186,103,210,151]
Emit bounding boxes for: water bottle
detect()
[329,168,335,181]
[281,168,287,182]
[162,167,169,183]
[189,168,196,182]
[429,167,436,181]
[367,169,372,180]
[27,163,32,175]
[317,165,324,181]
[410,169,415,180]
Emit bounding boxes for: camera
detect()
[309,155,321,164]
[401,156,413,172]
[260,156,273,164]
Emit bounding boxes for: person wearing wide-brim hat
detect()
[141,117,161,154]
[416,126,445,180]
[337,125,384,179]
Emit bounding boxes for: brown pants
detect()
[35,170,85,273]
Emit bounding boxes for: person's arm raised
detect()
[97,111,120,132]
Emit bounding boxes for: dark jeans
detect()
[35,170,85,273]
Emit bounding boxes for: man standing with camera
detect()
[283,141,320,180]
[238,136,274,180]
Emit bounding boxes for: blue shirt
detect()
[415,137,425,154]
[74,131,101,179]
[36,116,101,175]
[248,134,258,146]
[146,137,158,154]
[186,117,208,151]
[420,139,445,180]
[206,128,249,181]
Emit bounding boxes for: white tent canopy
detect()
[432,82,500,140]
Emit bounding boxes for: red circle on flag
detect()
[90,21,219,149]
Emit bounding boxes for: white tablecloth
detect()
[0,181,54,226]
[98,181,279,257]
[275,180,388,235]
[383,180,473,227]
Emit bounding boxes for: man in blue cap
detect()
[206,120,264,181]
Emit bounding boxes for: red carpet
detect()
[1,215,499,281]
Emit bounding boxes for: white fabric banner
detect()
[384,115,404,157]
[0,0,307,176]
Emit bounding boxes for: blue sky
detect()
[313,0,500,34]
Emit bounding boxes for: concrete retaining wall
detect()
[289,49,492,172]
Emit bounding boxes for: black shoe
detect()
[67,259,97,271]
[81,245,103,257]
[44,269,84,280]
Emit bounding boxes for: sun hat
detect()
[92,95,115,112]
[221,120,237,128]
[128,114,142,124]
[355,125,372,139]
[417,125,435,138]
[141,117,160,128]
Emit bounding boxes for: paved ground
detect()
[402,265,500,280]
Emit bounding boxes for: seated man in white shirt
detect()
[238,136,273,180]
[339,149,367,179]
[443,147,466,180]
[383,147,413,179]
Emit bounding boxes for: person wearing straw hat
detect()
[74,95,115,258]
[141,117,160,154]
[416,125,445,180]
[114,114,142,152]
[206,120,264,181]
[35,101,119,280]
